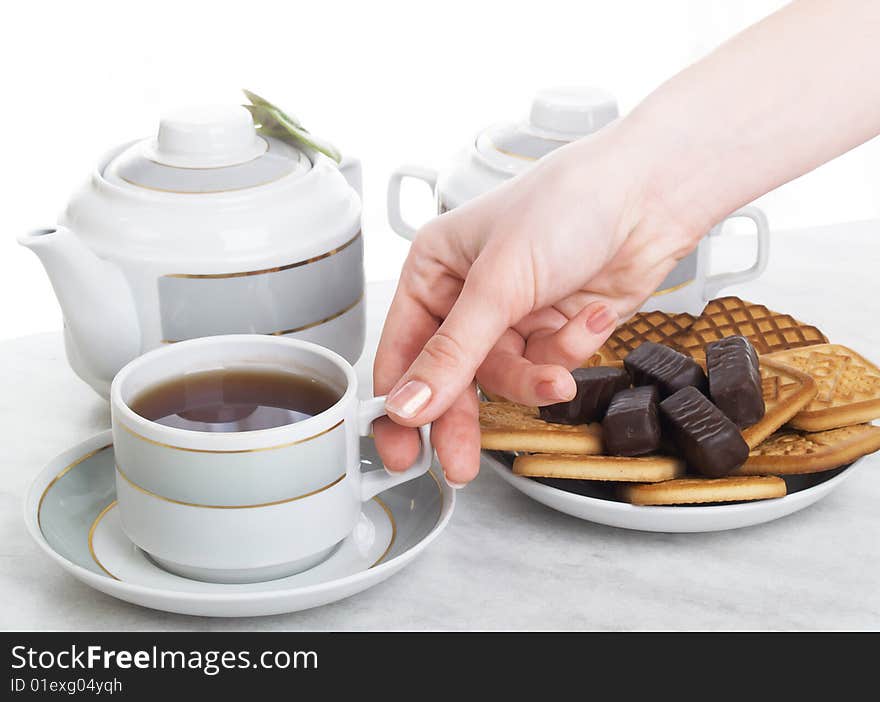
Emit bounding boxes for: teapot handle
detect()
[337,155,362,197]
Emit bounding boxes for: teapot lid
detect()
[102,105,310,193]
[475,87,619,174]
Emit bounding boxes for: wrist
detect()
[610,95,722,250]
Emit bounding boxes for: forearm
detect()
[620,0,880,238]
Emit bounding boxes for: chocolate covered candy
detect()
[539,367,631,425]
[602,386,661,457]
[706,336,764,429]
[659,386,749,477]
[706,335,765,428]
[624,341,708,398]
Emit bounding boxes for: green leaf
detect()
[242,104,279,130]
[242,89,305,130]
[242,89,340,163]
[266,106,341,163]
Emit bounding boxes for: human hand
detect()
[375,0,880,488]
[373,120,704,487]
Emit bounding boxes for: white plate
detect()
[484,449,861,533]
[25,431,454,617]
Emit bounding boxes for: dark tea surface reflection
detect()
[130,368,341,432]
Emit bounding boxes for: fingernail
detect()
[586,305,616,334]
[445,474,467,489]
[537,380,562,402]
[537,378,574,402]
[386,380,432,419]
[384,466,398,477]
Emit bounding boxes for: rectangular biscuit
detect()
[733,424,880,475]
[479,402,603,454]
[513,453,685,482]
[766,344,880,431]
[620,476,786,505]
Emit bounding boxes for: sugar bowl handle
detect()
[702,206,770,300]
[387,164,438,241]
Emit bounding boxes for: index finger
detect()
[372,278,445,473]
[374,278,446,394]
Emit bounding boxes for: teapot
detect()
[20,104,364,398]
[387,87,769,315]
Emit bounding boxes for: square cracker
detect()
[585,311,695,365]
[766,344,880,431]
[671,296,827,357]
[733,424,880,476]
[741,356,818,448]
[479,402,603,454]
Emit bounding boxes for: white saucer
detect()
[484,449,862,533]
[26,431,454,617]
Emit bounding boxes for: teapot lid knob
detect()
[529,87,619,136]
[150,105,267,168]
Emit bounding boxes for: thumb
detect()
[384,258,523,425]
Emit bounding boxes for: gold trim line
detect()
[481,136,571,162]
[88,501,121,580]
[370,497,397,568]
[161,292,364,344]
[164,231,361,279]
[369,468,443,569]
[490,144,537,161]
[651,278,695,296]
[37,444,113,531]
[269,293,364,337]
[426,469,444,523]
[120,418,343,454]
[115,464,346,509]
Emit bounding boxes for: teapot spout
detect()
[18,227,140,394]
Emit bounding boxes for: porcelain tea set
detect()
[21,88,771,616]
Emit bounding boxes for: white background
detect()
[2,0,878,340]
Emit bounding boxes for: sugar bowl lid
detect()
[102,105,310,193]
[475,87,619,174]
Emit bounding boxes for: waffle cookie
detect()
[671,297,828,357]
[765,344,880,431]
[586,310,695,365]
[479,402,603,454]
[733,424,880,476]
[620,476,786,505]
[513,453,685,482]
[741,356,818,448]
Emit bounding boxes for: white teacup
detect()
[109,335,432,584]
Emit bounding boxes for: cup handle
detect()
[387,164,439,241]
[702,205,771,300]
[357,396,433,502]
